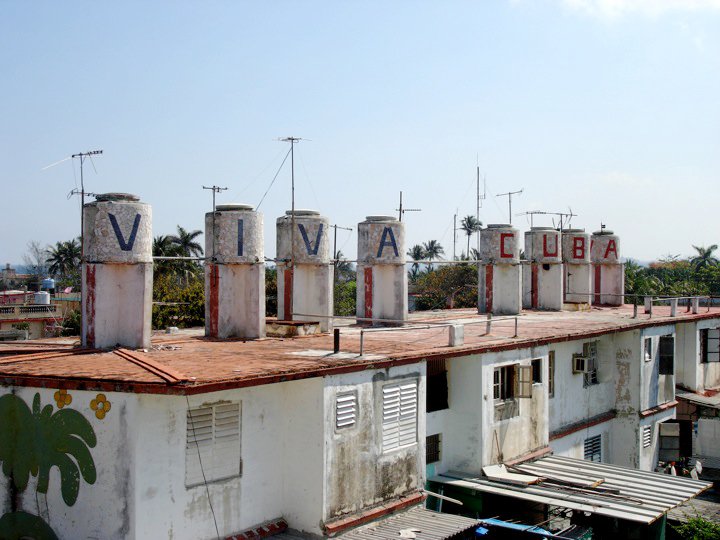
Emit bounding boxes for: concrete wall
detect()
[551,421,612,462]
[323,364,425,521]
[696,417,720,458]
[676,318,720,392]
[639,325,675,410]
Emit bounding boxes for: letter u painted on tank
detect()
[377,227,399,258]
[543,234,558,257]
[109,213,141,252]
[298,223,324,256]
[237,219,244,256]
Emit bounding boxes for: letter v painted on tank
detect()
[377,226,399,258]
[298,223,324,256]
[108,213,142,252]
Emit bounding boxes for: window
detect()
[532,358,542,384]
[584,434,602,462]
[642,425,652,449]
[426,434,441,464]
[548,351,555,398]
[382,380,418,453]
[700,329,720,363]
[426,358,449,413]
[659,422,680,462]
[186,402,241,487]
[494,364,532,401]
[336,392,357,430]
[659,336,675,376]
[583,342,599,387]
[644,337,653,362]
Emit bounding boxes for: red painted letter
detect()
[543,234,558,257]
[500,233,514,258]
[604,239,617,259]
[573,237,585,259]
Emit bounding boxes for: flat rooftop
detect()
[1,304,718,395]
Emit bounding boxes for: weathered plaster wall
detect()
[639,325,675,411]
[551,422,611,461]
[676,318,720,392]
[612,331,642,468]
[205,264,265,339]
[323,364,425,521]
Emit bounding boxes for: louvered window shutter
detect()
[382,380,418,452]
[186,403,241,487]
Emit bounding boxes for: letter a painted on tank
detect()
[377,227,399,258]
[237,219,244,256]
[543,234,558,257]
[298,223,324,256]
[604,239,617,260]
[500,233,514,258]
[109,213,141,252]
[573,237,585,259]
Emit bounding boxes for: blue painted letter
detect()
[377,226,399,258]
[109,213,141,251]
[237,219,244,256]
[298,223,324,256]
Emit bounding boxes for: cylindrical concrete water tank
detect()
[562,229,591,264]
[276,210,330,263]
[205,204,263,263]
[480,224,520,263]
[34,291,50,305]
[83,193,153,263]
[524,227,561,263]
[591,230,620,264]
[357,216,405,264]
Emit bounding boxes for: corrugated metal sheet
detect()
[430,455,711,525]
[336,506,479,540]
[676,390,720,409]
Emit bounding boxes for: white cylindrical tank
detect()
[562,229,591,264]
[34,291,50,305]
[356,216,407,324]
[276,209,333,332]
[276,210,330,264]
[82,193,153,349]
[591,229,623,306]
[591,230,620,264]
[206,204,263,263]
[205,204,265,339]
[480,224,520,263]
[524,227,561,263]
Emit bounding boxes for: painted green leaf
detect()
[0,511,59,540]
[0,394,39,491]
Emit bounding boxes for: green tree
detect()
[690,244,719,272]
[672,515,720,539]
[407,244,425,281]
[414,264,477,310]
[152,272,205,329]
[422,240,444,262]
[459,216,482,258]
[169,226,204,258]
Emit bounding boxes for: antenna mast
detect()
[70,150,103,258]
[476,159,486,254]
[280,137,303,270]
[496,188,523,225]
[396,191,421,222]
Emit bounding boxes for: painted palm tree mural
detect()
[0,392,97,540]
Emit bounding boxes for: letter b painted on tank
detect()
[109,213,141,252]
[298,223,324,256]
[573,237,585,259]
[377,227,399,258]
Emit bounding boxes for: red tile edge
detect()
[504,445,552,466]
[639,400,678,418]
[226,518,287,540]
[323,491,425,536]
[549,410,617,441]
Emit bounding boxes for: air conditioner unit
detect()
[573,354,589,374]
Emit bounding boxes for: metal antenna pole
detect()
[496,188,523,225]
[453,213,457,260]
[396,191,421,222]
[279,137,302,269]
[398,191,403,221]
[69,150,103,259]
[331,224,353,284]
[202,185,228,259]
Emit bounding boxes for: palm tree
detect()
[153,235,180,257]
[422,240,444,265]
[460,216,482,258]
[690,245,719,272]
[46,239,81,278]
[407,245,425,274]
[170,226,204,258]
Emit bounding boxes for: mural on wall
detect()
[0,391,97,540]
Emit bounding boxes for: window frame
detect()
[426,433,441,464]
[583,434,602,463]
[658,335,675,376]
[426,358,449,413]
[548,351,555,398]
[583,341,599,387]
[335,391,358,431]
[531,358,542,384]
[381,380,418,453]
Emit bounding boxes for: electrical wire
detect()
[256,147,292,210]
[298,152,321,210]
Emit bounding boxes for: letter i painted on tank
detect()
[237,219,244,256]
[500,233,514,258]
[543,234,558,257]
[377,227,399,258]
[604,239,617,260]
[573,237,585,259]
[298,223,324,256]
[109,213,141,252]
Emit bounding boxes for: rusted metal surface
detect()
[208,264,220,337]
[364,267,373,319]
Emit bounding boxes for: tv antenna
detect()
[396,191,421,222]
[43,149,103,258]
[496,188,523,225]
[517,209,577,230]
[476,158,486,253]
[202,185,228,212]
[279,137,305,271]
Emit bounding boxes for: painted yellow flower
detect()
[53,389,72,409]
[90,393,111,420]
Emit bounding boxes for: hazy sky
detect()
[2,0,719,264]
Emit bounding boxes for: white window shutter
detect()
[186,402,241,487]
[382,380,417,452]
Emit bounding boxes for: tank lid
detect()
[563,228,586,233]
[365,215,397,222]
[216,203,254,211]
[593,229,615,236]
[285,209,320,217]
[485,224,513,229]
[529,227,557,231]
[94,193,140,202]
